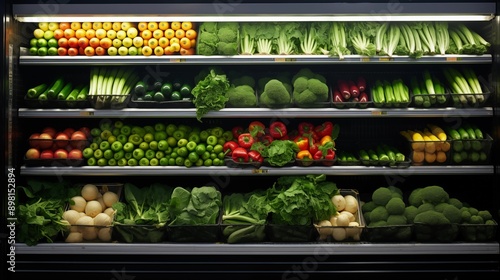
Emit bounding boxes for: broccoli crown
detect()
[217,42,238,55]
[196,42,216,56]
[261,79,291,105]
[404,205,419,223]
[478,210,492,221]
[386,197,406,215]
[369,220,388,227]
[293,89,317,105]
[362,201,377,213]
[232,75,256,88]
[469,215,484,224]
[387,214,408,225]
[291,77,329,105]
[417,203,435,214]
[441,204,462,224]
[372,187,393,206]
[307,79,329,97]
[468,207,479,216]
[200,22,218,33]
[199,32,218,46]
[226,85,257,107]
[434,202,449,213]
[414,210,450,225]
[217,22,240,30]
[448,198,463,209]
[217,27,238,43]
[387,186,403,197]
[461,208,472,223]
[370,205,389,223]
[419,185,449,205]
[292,68,315,83]
[293,77,308,93]
[408,188,423,207]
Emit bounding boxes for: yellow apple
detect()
[154,46,164,56]
[106,29,117,40]
[48,22,59,31]
[33,28,45,39]
[158,37,169,48]
[128,46,138,56]
[118,46,128,56]
[116,30,127,40]
[132,36,144,48]
[107,46,118,56]
[95,29,107,39]
[142,46,152,56]
[121,22,132,31]
[81,22,92,30]
[122,37,133,48]
[112,22,122,31]
[92,22,103,30]
[112,38,122,48]
[127,27,138,38]
[38,22,49,31]
[152,29,164,39]
[102,22,113,31]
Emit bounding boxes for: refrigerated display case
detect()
[2,0,499,279]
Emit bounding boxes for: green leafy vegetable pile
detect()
[197,22,240,55]
[169,186,222,225]
[260,139,299,167]
[17,179,80,246]
[191,68,230,121]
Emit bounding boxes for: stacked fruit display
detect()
[400,123,450,165]
[30,21,197,56]
[25,126,90,164]
[82,120,231,167]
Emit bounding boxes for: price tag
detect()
[360,57,370,62]
[378,57,393,62]
[80,111,94,116]
[274,58,296,62]
[169,59,186,63]
[252,169,268,174]
[371,111,387,116]
[446,57,458,62]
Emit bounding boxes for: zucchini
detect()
[382,144,396,162]
[470,124,484,139]
[65,84,84,107]
[134,80,147,96]
[76,85,89,101]
[446,128,461,140]
[56,82,73,100]
[377,145,390,161]
[359,149,370,161]
[46,77,65,99]
[27,83,48,99]
[368,149,379,161]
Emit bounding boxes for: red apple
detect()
[42,127,57,138]
[54,148,69,159]
[37,133,54,149]
[40,149,54,159]
[29,133,40,148]
[71,131,87,141]
[55,132,70,148]
[68,149,83,159]
[78,127,91,138]
[25,148,40,159]
[63,127,76,138]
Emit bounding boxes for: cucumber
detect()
[153,91,165,102]
[457,127,469,140]
[446,128,461,140]
[76,85,89,101]
[66,84,84,101]
[462,123,476,140]
[153,81,163,91]
[143,91,154,101]
[359,149,370,161]
[56,82,73,100]
[368,149,379,161]
[377,145,390,161]
[470,124,484,139]
[134,81,147,96]
[180,84,192,98]
[46,77,65,99]
[26,83,48,99]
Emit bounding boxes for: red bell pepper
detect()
[313,150,324,160]
[223,140,239,156]
[231,126,245,139]
[238,133,254,149]
[269,121,287,139]
[322,149,336,166]
[294,135,309,151]
[260,135,274,146]
[309,142,319,155]
[232,147,249,162]
[248,150,263,163]
[287,129,299,140]
[298,122,314,135]
[314,121,334,138]
[248,121,265,138]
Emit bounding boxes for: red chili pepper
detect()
[314,121,334,138]
[232,147,249,162]
[298,122,314,135]
[348,80,360,98]
[337,80,351,100]
[248,121,265,138]
[357,76,366,92]
[231,126,245,139]
[269,121,287,139]
[238,133,254,149]
[359,92,369,103]
[223,140,239,156]
[248,150,263,163]
[260,135,274,146]
[294,136,309,151]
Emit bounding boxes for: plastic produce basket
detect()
[459,220,498,242]
[407,138,452,166]
[128,96,194,108]
[363,224,414,242]
[267,223,316,242]
[113,223,167,243]
[413,223,459,242]
[449,133,493,165]
[24,95,90,109]
[88,94,131,109]
[167,207,222,243]
[448,76,492,108]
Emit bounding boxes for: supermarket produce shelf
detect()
[14,242,499,255]
[19,165,494,176]
[18,54,493,65]
[17,107,494,118]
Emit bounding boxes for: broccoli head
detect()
[370,205,389,223]
[226,85,257,107]
[196,42,216,56]
[260,79,291,107]
[292,77,329,106]
[231,75,256,88]
[292,68,315,83]
[419,185,449,205]
[293,77,308,93]
[442,204,462,224]
[414,210,450,225]
[217,27,238,43]
[417,203,435,214]
[469,215,484,224]
[200,22,218,33]
[408,188,423,207]
[362,201,377,213]
[217,42,238,55]
[371,187,393,206]
[387,186,403,198]
[386,197,406,215]
[404,205,418,223]
[386,214,407,225]
[461,208,472,223]
[448,198,463,209]
[199,32,218,47]
[478,210,493,221]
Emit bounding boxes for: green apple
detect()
[47,47,58,56]
[43,30,54,40]
[107,46,118,56]
[132,148,145,160]
[30,38,38,47]
[118,46,128,56]
[122,37,133,48]
[116,30,127,40]
[29,47,38,55]
[47,38,58,48]
[112,38,122,48]
[33,28,45,39]
[37,47,48,56]
[128,46,138,56]
[137,46,143,55]
[37,38,47,48]
[132,36,143,48]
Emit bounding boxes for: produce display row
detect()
[22,66,492,110]
[16,176,497,246]
[27,21,491,57]
[23,120,492,168]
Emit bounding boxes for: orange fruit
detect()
[175,29,185,39]
[436,151,447,163]
[180,47,195,55]
[137,22,148,31]
[179,37,191,49]
[75,29,86,39]
[171,22,181,30]
[147,22,158,31]
[158,22,169,30]
[154,46,164,56]
[152,29,164,39]
[85,29,96,39]
[181,22,192,31]
[158,37,169,48]
[142,46,152,56]
[147,38,158,48]
[164,29,175,39]
[141,29,152,40]
[170,42,180,52]
[59,22,71,31]
[169,37,179,46]
[185,29,197,40]
[70,22,81,30]
[424,152,436,163]
[164,46,174,55]
[92,22,103,30]
[190,39,196,48]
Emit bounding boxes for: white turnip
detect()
[331,194,346,211]
[81,184,99,201]
[102,191,119,208]
[85,200,103,218]
[70,196,87,212]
